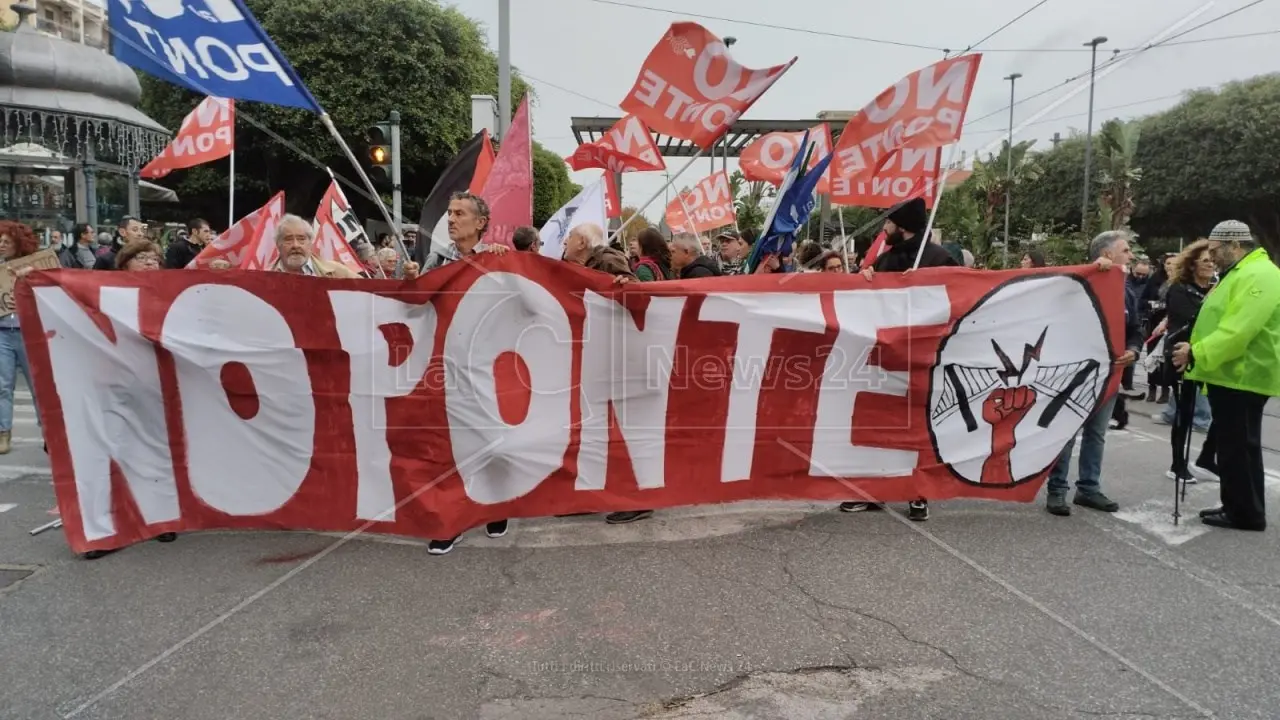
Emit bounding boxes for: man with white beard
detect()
[272,214,416,279]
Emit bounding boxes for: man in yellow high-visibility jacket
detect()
[1173,220,1280,532]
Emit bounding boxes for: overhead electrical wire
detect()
[963,92,1191,135]
[521,73,620,113]
[956,0,1053,54]
[580,0,947,51]
[577,0,1273,54]
[962,0,1272,128]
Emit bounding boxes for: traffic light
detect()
[367,121,391,184]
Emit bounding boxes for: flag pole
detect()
[320,113,413,264]
[911,144,959,270]
[606,149,706,245]
[837,207,849,270]
[675,191,707,255]
[228,149,235,229]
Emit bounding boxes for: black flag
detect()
[415,131,489,266]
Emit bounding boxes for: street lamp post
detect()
[497,0,512,140]
[1003,72,1021,268]
[1080,36,1107,239]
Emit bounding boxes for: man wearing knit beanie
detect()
[843,196,958,522]
[860,198,958,274]
[1172,220,1280,531]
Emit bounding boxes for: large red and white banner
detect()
[665,171,736,234]
[567,115,665,173]
[739,124,834,193]
[19,256,1123,553]
[829,146,940,210]
[621,23,796,150]
[141,97,234,180]
[479,96,533,248]
[832,55,981,184]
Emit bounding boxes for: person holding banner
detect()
[844,198,956,521]
[0,221,42,456]
[422,193,508,271]
[272,215,401,279]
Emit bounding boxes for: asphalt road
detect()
[2,382,1279,720]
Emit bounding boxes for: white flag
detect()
[540,177,607,259]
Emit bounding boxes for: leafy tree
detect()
[615,207,651,248]
[531,144,579,226]
[1134,75,1280,250]
[138,0,564,230]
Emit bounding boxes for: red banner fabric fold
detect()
[18,255,1123,553]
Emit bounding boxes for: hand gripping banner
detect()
[18,257,1123,552]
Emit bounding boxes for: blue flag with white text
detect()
[748,131,833,270]
[108,0,322,113]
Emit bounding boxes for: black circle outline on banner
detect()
[925,271,1116,488]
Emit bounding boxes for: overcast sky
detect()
[451,0,1275,218]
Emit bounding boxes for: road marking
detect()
[0,465,51,481]
[0,503,16,513]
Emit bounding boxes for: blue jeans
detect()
[0,326,35,432]
[1159,387,1211,429]
[1047,394,1118,497]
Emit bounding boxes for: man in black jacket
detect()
[1044,230,1139,517]
[862,197,958,276]
[671,235,723,278]
[165,218,212,269]
[94,216,144,270]
[843,197,955,521]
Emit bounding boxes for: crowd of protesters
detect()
[1,194,1275,560]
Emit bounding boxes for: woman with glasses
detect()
[114,240,164,271]
[0,221,42,455]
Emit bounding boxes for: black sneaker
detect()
[839,502,883,512]
[1199,506,1224,518]
[907,500,929,522]
[155,532,177,543]
[427,536,459,555]
[1046,494,1071,516]
[485,520,509,538]
[1165,469,1196,485]
[1073,492,1119,513]
[605,510,654,524]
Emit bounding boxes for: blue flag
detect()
[108,0,322,113]
[748,131,833,271]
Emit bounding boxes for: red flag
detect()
[665,171,735,234]
[468,130,496,194]
[479,96,533,248]
[832,55,981,185]
[739,123,833,193]
[567,115,665,173]
[141,98,234,180]
[604,174,622,220]
[187,192,283,269]
[240,199,288,270]
[859,232,888,270]
[313,181,367,275]
[620,23,795,150]
[829,148,939,210]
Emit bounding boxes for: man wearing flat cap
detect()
[1173,220,1280,532]
[844,197,957,521]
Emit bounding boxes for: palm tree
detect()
[1095,119,1142,230]
[729,170,771,232]
[967,139,1042,262]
